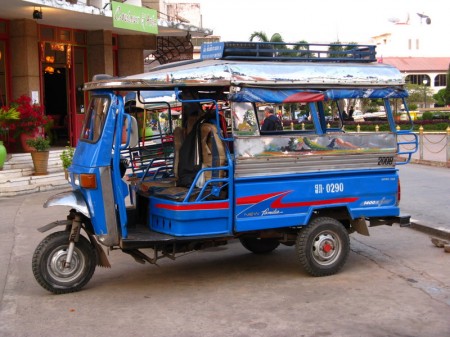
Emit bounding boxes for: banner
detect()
[111,1,158,34]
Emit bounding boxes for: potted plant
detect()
[0,106,20,170]
[8,95,51,152]
[60,145,75,179]
[25,136,50,175]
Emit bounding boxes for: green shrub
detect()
[421,123,449,131]
[25,136,50,151]
[60,146,75,169]
[422,112,433,120]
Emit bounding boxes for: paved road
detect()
[399,164,450,237]
[0,163,449,337]
[0,190,450,337]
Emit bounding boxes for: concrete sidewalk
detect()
[0,149,69,197]
[398,164,450,240]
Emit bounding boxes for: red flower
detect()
[3,95,51,138]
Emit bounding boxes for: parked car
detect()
[353,110,386,122]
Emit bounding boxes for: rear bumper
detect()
[369,214,411,227]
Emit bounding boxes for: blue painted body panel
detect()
[68,92,128,239]
[233,170,398,232]
[149,197,231,236]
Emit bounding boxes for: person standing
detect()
[348,106,355,120]
[261,106,282,131]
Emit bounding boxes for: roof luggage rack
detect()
[201,41,377,63]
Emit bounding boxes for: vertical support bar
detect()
[447,126,450,167]
[419,126,424,161]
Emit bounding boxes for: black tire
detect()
[240,237,280,254]
[32,231,98,294]
[296,217,349,276]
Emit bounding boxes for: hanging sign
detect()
[111,1,158,34]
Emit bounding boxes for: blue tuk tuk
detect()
[32,42,418,293]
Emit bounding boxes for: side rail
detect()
[396,130,418,165]
[123,145,174,180]
[124,133,175,178]
[394,98,418,165]
[185,165,230,202]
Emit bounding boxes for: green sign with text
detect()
[111,1,158,34]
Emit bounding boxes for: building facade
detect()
[371,13,450,103]
[0,0,211,150]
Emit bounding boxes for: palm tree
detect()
[328,41,358,58]
[249,32,310,58]
[249,31,284,43]
[250,32,286,56]
[292,39,311,57]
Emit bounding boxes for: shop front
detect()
[0,1,211,152]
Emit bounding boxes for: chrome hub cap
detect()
[312,231,341,266]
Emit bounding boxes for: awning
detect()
[229,88,325,103]
[325,88,409,99]
[229,87,408,103]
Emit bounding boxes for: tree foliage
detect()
[433,88,447,107]
[445,62,450,105]
[328,41,358,58]
[405,83,434,108]
[249,32,284,43]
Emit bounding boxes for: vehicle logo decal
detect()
[237,191,358,217]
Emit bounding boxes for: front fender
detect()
[44,190,90,217]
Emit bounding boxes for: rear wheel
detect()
[240,237,280,254]
[296,217,349,276]
[32,231,98,294]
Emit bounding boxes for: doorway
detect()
[41,42,70,146]
[43,66,68,146]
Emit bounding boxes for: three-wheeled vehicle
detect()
[32,42,418,293]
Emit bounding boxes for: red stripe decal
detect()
[237,192,286,205]
[283,92,325,103]
[271,197,358,208]
[156,202,229,211]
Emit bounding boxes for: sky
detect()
[191,0,449,44]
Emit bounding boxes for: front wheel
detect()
[296,217,349,276]
[32,231,98,294]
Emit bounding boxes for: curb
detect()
[410,159,449,168]
[410,221,450,241]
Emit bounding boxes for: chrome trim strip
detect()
[97,166,119,246]
[235,153,396,177]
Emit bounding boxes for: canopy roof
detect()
[85,58,405,92]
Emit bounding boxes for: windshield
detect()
[80,96,110,142]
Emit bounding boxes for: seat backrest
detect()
[197,122,227,187]
[176,118,227,188]
[172,126,184,179]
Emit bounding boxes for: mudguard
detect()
[44,190,90,217]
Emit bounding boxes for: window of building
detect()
[0,40,8,107]
[0,21,7,35]
[40,26,55,40]
[0,20,9,107]
[74,31,86,45]
[434,74,447,87]
[39,26,86,46]
[405,74,430,86]
[58,29,71,42]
